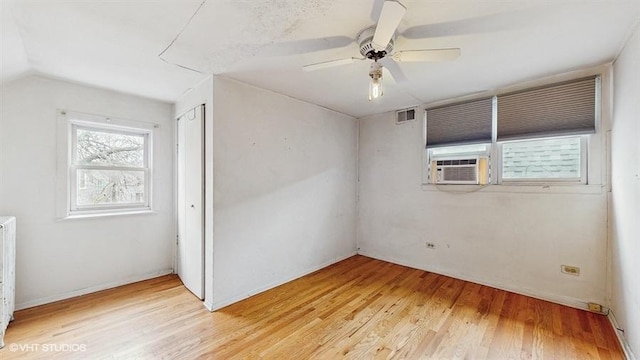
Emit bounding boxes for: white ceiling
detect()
[2,0,639,117]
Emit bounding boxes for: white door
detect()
[177,105,204,299]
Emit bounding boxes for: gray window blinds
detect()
[497,76,596,141]
[426,98,493,147]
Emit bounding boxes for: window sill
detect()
[59,209,156,220]
[421,183,604,195]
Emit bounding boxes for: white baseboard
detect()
[15,269,174,310]
[608,310,637,360]
[357,250,593,311]
[209,251,357,311]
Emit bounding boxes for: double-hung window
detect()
[65,113,153,216]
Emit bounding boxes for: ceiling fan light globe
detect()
[372,85,381,98]
[369,77,383,101]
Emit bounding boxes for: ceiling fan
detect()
[302,0,461,100]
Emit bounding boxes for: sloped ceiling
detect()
[2,0,639,117]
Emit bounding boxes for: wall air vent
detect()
[396,108,416,124]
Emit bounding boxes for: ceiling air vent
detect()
[396,108,416,124]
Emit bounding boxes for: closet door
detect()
[176,105,204,299]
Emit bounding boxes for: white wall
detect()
[0,76,175,309]
[611,24,640,359]
[358,106,609,309]
[210,77,357,309]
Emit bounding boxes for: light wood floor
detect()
[1,256,623,359]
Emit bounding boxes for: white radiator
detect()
[0,216,16,349]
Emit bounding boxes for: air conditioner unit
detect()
[430,157,489,185]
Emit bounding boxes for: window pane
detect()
[76,128,145,167]
[76,169,145,206]
[502,137,581,180]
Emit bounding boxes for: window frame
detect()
[496,135,588,185]
[57,110,155,218]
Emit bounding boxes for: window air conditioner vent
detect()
[431,157,489,185]
[442,166,477,183]
[396,108,416,124]
[436,159,477,166]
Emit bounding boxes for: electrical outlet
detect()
[425,242,436,249]
[588,303,602,313]
[561,265,580,276]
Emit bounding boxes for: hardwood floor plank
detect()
[0,256,623,359]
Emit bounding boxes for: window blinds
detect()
[497,77,596,141]
[426,98,493,147]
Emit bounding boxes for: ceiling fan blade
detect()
[379,57,408,84]
[372,1,406,51]
[302,57,363,72]
[392,48,461,62]
[370,0,385,22]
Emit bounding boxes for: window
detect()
[424,75,598,186]
[495,76,596,185]
[64,113,153,216]
[425,98,494,185]
[499,136,586,183]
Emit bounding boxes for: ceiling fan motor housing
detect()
[358,26,395,61]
